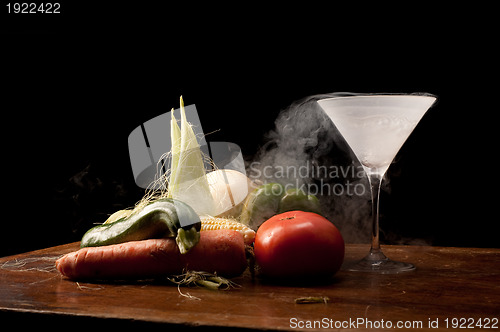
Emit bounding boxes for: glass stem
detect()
[368,173,383,254]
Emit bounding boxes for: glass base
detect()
[346,250,416,274]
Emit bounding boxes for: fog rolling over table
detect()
[1,243,498,331]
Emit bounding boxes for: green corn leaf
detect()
[168,96,215,216]
[168,108,181,198]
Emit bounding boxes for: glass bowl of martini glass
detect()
[317,93,437,273]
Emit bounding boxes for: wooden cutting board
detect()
[1,243,499,330]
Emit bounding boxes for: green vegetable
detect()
[167,96,215,216]
[239,183,284,229]
[240,183,322,229]
[80,198,201,254]
[278,187,321,215]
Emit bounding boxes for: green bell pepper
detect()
[240,183,322,229]
[80,198,201,254]
[278,187,321,215]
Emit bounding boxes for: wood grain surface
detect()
[1,243,499,330]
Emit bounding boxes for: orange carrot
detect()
[56,229,247,280]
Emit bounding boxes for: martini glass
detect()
[317,93,436,273]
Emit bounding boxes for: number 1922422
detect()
[6,3,60,14]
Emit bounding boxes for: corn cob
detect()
[200,216,255,245]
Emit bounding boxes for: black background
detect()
[1,3,497,256]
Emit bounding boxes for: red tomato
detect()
[254,211,344,279]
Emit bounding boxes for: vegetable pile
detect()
[56,96,345,284]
